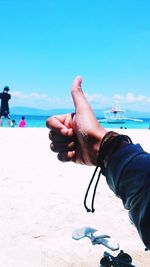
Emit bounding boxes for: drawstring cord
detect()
[84,166,102,213]
[83,132,132,213]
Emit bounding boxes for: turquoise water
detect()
[12,115,48,128]
[5,115,150,129]
[100,118,150,129]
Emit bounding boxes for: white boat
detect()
[104,104,126,123]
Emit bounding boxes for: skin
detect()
[46,76,107,166]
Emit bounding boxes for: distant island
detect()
[10,106,150,119]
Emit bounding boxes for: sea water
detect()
[3,114,150,129]
[99,118,150,129]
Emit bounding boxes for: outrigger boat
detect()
[104,104,126,123]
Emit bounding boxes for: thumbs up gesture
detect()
[46,76,107,165]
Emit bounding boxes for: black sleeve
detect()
[105,144,150,249]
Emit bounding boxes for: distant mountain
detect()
[10,106,150,118]
[10,106,74,116]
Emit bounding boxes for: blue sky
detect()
[0,0,150,111]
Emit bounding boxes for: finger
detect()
[50,141,75,153]
[46,115,72,136]
[71,76,100,131]
[71,76,94,115]
[49,130,75,142]
[57,151,76,162]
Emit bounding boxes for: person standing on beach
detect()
[46,76,150,250]
[0,86,11,127]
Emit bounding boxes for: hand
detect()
[46,76,107,165]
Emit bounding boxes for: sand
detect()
[0,127,150,267]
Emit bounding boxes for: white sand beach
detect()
[0,127,150,267]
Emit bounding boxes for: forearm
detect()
[105,143,150,249]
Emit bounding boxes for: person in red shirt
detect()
[19,116,26,128]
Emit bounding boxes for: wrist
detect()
[92,128,108,166]
[97,132,132,175]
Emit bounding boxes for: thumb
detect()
[71,76,95,117]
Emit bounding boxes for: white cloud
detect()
[84,91,150,111]
[10,90,150,111]
[30,93,48,99]
[11,91,49,100]
[111,92,150,112]
[113,92,147,104]
[84,92,110,108]
[11,91,72,109]
[85,93,107,102]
